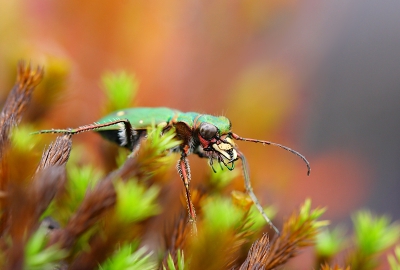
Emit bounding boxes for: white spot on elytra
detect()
[157,122,167,128]
[139,120,143,124]
[116,111,125,116]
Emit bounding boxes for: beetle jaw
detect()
[211,142,238,162]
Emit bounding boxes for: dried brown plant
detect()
[0,62,43,156]
[5,166,66,269]
[36,134,72,172]
[240,233,270,270]
[240,201,326,269]
[0,62,44,232]
[162,212,191,268]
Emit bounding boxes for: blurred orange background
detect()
[1,1,400,267]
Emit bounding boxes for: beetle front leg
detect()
[177,153,197,235]
[237,150,280,236]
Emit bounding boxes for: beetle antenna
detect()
[237,150,280,235]
[231,133,311,176]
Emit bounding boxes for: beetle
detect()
[36,107,310,235]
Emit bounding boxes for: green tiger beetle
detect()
[36,107,310,235]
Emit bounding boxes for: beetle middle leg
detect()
[176,153,197,235]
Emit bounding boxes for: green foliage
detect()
[68,164,103,201]
[43,164,103,225]
[316,226,347,259]
[248,204,277,231]
[163,250,185,270]
[25,228,68,270]
[230,189,277,231]
[208,163,240,190]
[99,242,157,270]
[11,125,41,151]
[66,143,95,166]
[114,179,160,224]
[200,195,274,234]
[116,147,131,167]
[295,198,328,231]
[187,195,264,269]
[202,196,243,232]
[346,211,400,269]
[101,71,139,112]
[145,125,181,158]
[353,211,400,255]
[135,125,181,178]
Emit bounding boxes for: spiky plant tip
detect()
[208,163,240,191]
[202,196,245,232]
[136,125,181,177]
[294,198,328,232]
[231,190,253,211]
[352,210,400,255]
[43,164,102,226]
[101,71,139,112]
[185,195,266,269]
[113,179,161,224]
[42,163,102,227]
[25,227,68,270]
[16,61,44,89]
[231,190,277,231]
[146,125,181,153]
[240,199,328,269]
[316,226,347,264]
[99,243,157,270]
[163,249,185,270]
[11,125,42,152]
[36,134,72,172]
[0,61,43,156]
[346,210,400,269]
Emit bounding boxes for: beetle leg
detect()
[219,156,235,171]
[218,157,224,171]
[176,153,197,235]
[34,119,132,136]
[33,118,142,152]
[236,150,280,235]
[209,157,217,173]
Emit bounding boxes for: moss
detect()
[0,63,399,270]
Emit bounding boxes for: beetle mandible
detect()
[37,107,311,235]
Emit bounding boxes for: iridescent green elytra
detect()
[37,107,310,235]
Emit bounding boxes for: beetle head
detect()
[197,122,238,169]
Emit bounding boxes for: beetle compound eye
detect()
[199,123,218,140]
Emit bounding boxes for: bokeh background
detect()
[1,1,400,268]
